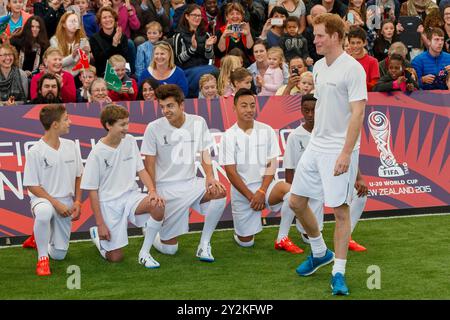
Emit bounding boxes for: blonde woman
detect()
[138,41,188,97]
[50,11,91,77]
[217,55,241,97]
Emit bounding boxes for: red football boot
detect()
[275,236,304,254]
[36,256,51,276]
[23,234,37,249]
[348,238,367,252]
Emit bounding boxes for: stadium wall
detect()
[0,91,449,242]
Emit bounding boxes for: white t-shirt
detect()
[219,121,281,185]
[141,113,213,184]
[23,138,83,200]
[283,125,311,169]
[80,134,144,202]
[311,52,367,153]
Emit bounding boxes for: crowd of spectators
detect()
[0,0,449,106]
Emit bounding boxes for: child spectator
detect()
[135,21,162,79]
[217,55,241,97]
[257,47,284,96]
[279,16,313,66]
[77,66,97,102]
[230,67,253,92]
[373,53,419,92]
[74,0,99,38]
[107,54,138,102]
[297,71,314,95]
[373,19,398,62]
[348,26,380,91]
[198,74,218,99]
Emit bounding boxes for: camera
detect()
[230,24,242,33]
[291,67,299,76]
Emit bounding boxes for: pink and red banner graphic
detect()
[0,92,449,238]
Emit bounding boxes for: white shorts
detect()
[157,178,207,241]
[291,148,359,208]
[31,197,73,251]
[99,189,147,252]
[231,180,282,237]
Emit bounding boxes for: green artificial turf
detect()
[0,214,449,300]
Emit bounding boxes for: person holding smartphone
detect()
[215,2,254,67]
[107,54,138,101]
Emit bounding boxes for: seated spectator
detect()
[107,54,138,101]
[279,16,313,66]
[247,39,289,91]
[135,21,162,79]
[260,6,289,48]
[0,44,28,104]
[173,4,218,98]
[306,0,347,25]
[373,19,399,61]
[373,53,419,92]
[89,6,128,77]
[137,77,160,101]
[198,73,218,99]
[399,0,437,22]
[348,26,380,91]
[30,47,77,102]
[276,56,307,95]
[74,0,99,38]
[50,11,91,78]
[228,47,245,67]
[34,0,66,39]
[10,16,49,79]
[5,0,32,37]
[268,0,306,34]
[214,2,255,67]
[303,4,326,62]
[138,41,189,96]
[133,0,170,42]
[379,41,410,77]
[230,67,253,93]
[257,47,285,96]
[77,65,97,102]
[422,8,445,49]
[443,4,450,53]
[217,54,241,97]
[411,28,450,90]
[201,0,222,35]
[344,0,367,29]
[110,0,140,75]
[30,73,63,104]
[170,0,187,35]
[297,70,314,95]
[88,78,112,103]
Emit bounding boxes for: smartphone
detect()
[291,67,299,76]
[347,12,354,24]
[271,18,284,26]
[231,24,242,33]
[125,80,132,88]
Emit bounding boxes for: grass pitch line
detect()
[1,211,448,250]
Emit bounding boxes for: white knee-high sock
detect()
[277,193,295,242]
[199,198,226,246]
[140,216,163,257]
[350,195,367,232]
[33,203,53,259]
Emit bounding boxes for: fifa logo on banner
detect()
[368,111,408,178]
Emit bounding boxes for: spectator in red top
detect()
[348,26,379,91]
[30,47,77,103]
[107,54,138,101]
[201,0,223,35]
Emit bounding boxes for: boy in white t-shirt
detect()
[282,94,368,252]
[219,88,302,253]
[141,84,227,262]
[81,104,165,268]
[289,14,367,296]
[23,104,83,276]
